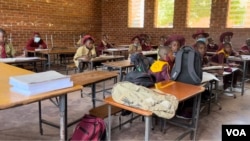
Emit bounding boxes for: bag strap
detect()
[171,49,184,80]
[187,50,202,84]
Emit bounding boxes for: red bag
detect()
[70,114,106,141]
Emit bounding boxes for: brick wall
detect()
[102,0,250,49]
[0,0,102,52]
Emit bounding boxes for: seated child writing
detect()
[210,42,241,91]
[73,35,96,71]
[149,46,174,83]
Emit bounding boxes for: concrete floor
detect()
[1,67,250,141]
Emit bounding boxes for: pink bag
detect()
[70,114,106,141]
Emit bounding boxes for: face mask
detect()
[34,37,41,43]
[197,38,206,43]
[134,43,138,47]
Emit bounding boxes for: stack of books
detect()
[9,71,73,96]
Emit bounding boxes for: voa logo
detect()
[226,129,246,136]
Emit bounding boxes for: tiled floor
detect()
[0,66,250,141]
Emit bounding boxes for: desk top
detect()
[27,49,76,54]
[103,48,129,52]
[0,57,46,64]
[79,55,124,63]
[142,50,158,56]
[102,60,134,68]
[0,63,82,110]
[71,71,118,86]
[153,80,205,101]
[104,97,153,116]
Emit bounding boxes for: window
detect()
[128,0,145,28]
[154,0,175,28]
[187,0,212,28]
[227,0,250,28]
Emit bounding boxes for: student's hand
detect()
[38,45,43,49]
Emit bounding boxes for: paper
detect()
[202,66,226,70]
[201,72,220,83]
[223,67,239,75]
[0,58,16,63]
[9,70,70,87]
[241,55,250,60]
[0,57,40,63]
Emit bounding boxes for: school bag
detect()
[130,53,154,73]
[70,114,106,141]
[124,71,155,87]
[171,46,202,85]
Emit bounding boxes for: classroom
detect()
[0,0,250,140]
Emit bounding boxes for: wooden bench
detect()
[66,63,77,75]
[89,104,123,129]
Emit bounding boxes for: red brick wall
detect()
[102,0,250,49]
[0,0,102,52]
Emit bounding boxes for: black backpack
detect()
[124,71,155,87]
[171,46,202,85]
[130,53,154,73]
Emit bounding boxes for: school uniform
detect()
[141,43,152,51]
[207,44,219,52]
[96,41,113,56]
[211,49,239,89]
[149,60,171,83]
[128,44,142,58]
[73,45,96,68]
[240,45,250,54]
[0,43,15,58]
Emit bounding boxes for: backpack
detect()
[171,46,202,85]
[130,53,153,72]
[70,114,106,141]
[124,71,155,87]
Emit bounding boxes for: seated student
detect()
[141,37,152,51]
[218,31,233,51]
[207,37,219,52]
[192,29,209,46]
[0,28,16,58]
[73,35,96,70]
[26,32,47,57]
[239,38,250,55]
[159,35,167,48]
[149,46,174,83]
[96,34,113,56]
[165,35,185,57]
[210,43,241,91]
[128,35,142,58]
[76,32,85,47]
[194,41,209,66]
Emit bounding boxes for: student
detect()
[239,38,250,55]
[26,32,47,56]
[73,35,96,69]
[218,31,233,51]
[76,32,85,47]
[194,41,209,66]
[149,46,174,82]
[210,43,241,91]
[165,35,185,57]
[128,35,142,58]
[207,37,219,52]
[0,28,15,58]
[159,35,167,48]
[141,37,152,51]
[96,34,113,56]
[192,29,209,44]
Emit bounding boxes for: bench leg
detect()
[38,101,43,135]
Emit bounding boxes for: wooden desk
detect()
[71,71,118,107]
[78,55,125,71]
[0,57,47,72]
[142,50,158,60]
[105,80,204,141]
[206,52,216,56]
[27,49,77,70]
[103,48,129,56]
[227,56,250,95]
[102,60,134,81]
[0,63,82,141]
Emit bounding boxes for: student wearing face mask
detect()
[0,28,16,58]
[192,29,209,47]
[207,37,219,52]
[128,35,142,58]
[26,32,47,56]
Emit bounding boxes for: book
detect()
[201,72,219,83]
[9,71,73,96]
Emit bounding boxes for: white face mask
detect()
[34,37,41,43]
[197,38,206,43]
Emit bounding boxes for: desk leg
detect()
[59,94,67,141]
[145,116,151,141]
[38,101,43,135]
[91,84,96,108]
[190,94,201,141]
[108,104,111,141]
[241,61,247,95]
[119,68,123,81]
[48,54,51,70]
